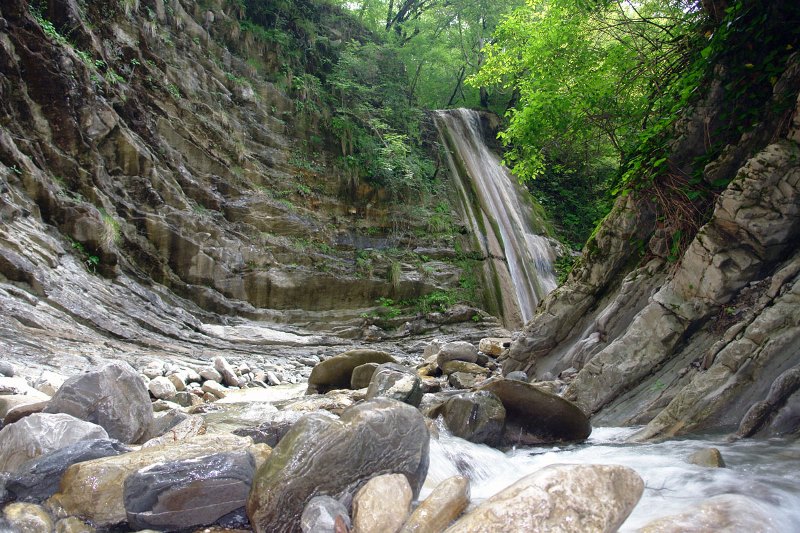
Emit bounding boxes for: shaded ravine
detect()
[435,109,557,328]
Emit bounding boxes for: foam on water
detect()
[425,426,800,530]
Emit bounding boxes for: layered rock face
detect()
[0,0,475,377]
[505,47,800,438]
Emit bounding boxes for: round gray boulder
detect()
[44,361,154,444]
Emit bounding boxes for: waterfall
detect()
[435,109,557,327]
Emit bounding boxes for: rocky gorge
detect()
[1,0,800,531]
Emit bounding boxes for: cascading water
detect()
[424,425,800,531]
[435,109,557,328]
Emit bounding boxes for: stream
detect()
[424,425,800,531]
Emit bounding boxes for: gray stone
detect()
[436,342,478,367]
[365,363,423,407]
[141,361,165,380]
[215,356,241,387]
[202,380,228,399]
[438,391,506,446]
[141,414,206,448]
[351,363,380,389]
[124,450,256,531]
[300,496,350,533]
[167,374,186,391]
[448,372,481,390]
[477,378,591,445]
[266,371,282,386]
[445,464,643,533]
[199,367,223,383]
[351,474,412,533]
[148,376,177,400]
[0,413,108,473]
[43,361,153,444]
[307,349,396,394]
[233,410,313,447]
[399,476,470,533]
[0,362,14,377]
[246,398,429,533]
[6,439,130,502]
[505,371,528,382]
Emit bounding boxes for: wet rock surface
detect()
[124,450,257,531]
[5,439,130,503]
[444,464,644,532]
[43,362,153,444]
[478,379,591,445]
[0,413,108,473]
[365,363,423,407]
[246,398,429,533]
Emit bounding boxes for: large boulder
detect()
[44,361,154,444]
[0,413,108,473]
[124,450,257,531]
[445,464,643,532]
[399,476,470,533]
[2,502,53,533]
[307,349,396,394]
[477,379,591,445]
[365,363,423,407]
[5,439,130,502]
[436,391,505,446]
[49,433,254,527]
[247,398,429,533]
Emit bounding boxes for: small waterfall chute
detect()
[435,109,557,327]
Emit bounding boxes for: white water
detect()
[424,426,800,531]
[435,109,557,325]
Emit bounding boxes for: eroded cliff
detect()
[504,1,800,439]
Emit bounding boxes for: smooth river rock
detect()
[437,391,505,446]
[436,342,479,367]
[5,439,130,502]
[478,378,591,445]
[246,398,429,533]
[365,363,423,407]
[444,464,644,533]
[48,433,253,527]
[124,450,257,530]
[352,473,412,533]
[399,475,470,533]
[43,361,153,444]
[307,349,396,394]
[0,413,108,473]
[351,363,380,390]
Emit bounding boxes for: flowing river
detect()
[424,425,800,531]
